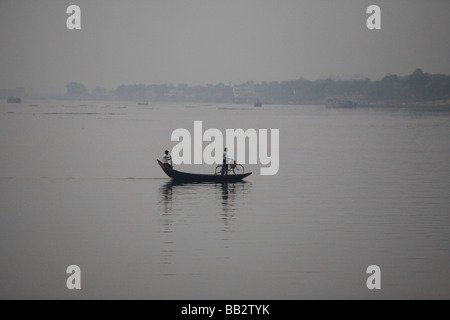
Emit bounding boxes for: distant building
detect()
[232,83,256,103]
[0,87,25,99]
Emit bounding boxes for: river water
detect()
[1,100,449,299]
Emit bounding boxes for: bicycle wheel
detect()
[232,164,245,174]
[215,165,223,175]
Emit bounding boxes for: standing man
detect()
[222,147,228,175]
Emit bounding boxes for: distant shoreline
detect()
[4,97,450,112]
[4,69,449,107]
[325,100,450,110]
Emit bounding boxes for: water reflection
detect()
[215,182,251,239]
[156,180,252,267]
[157,180,252,236]
[216,181,251,216]
[158,180,252,215]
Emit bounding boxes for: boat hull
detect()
[157,159,252,182]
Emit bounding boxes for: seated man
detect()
[162,150,172,168]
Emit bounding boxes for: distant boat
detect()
[325,98,356,108]
[157,159,252,182]
[253,102,262,107]
[7,97,21,103]
[138,100,148,106]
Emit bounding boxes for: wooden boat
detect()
[157,159,252,182]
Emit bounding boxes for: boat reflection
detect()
[158,179,252,234]
[216,181,252,214]
[158,180,252,215]
[156,180,252,268]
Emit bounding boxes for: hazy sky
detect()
[1,0,449,94]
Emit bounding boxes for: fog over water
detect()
[1,1,450,94]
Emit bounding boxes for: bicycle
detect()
[214,160,245,175]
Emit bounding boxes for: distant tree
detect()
[407,68,428,101]
[108,69,449,105]
[66,82,88,97]
[93,86,106,96]
[425,74,450,101]
[374,74,401,102]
